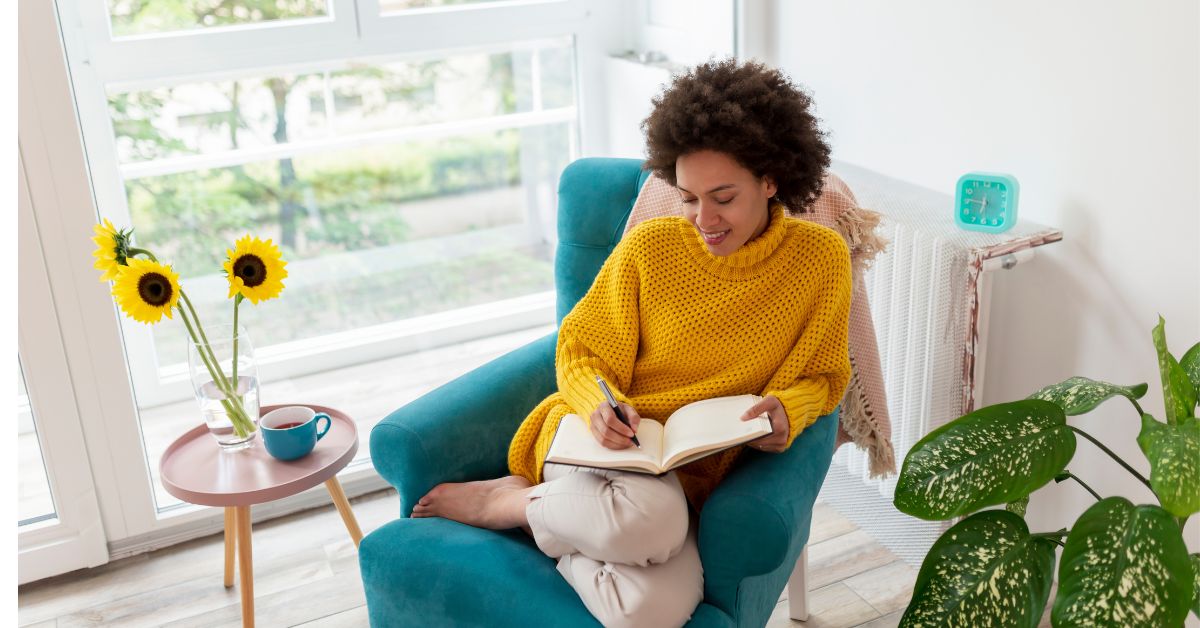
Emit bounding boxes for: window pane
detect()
[107,0,330,38]
[108,46,573,165]
[380,0,530,14]
[138,126,564,366]
[18,358,56,525]
[104,40,575,511]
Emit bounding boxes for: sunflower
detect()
[223,235,288,304]
[91,218,132,282]
[111,258,182,324]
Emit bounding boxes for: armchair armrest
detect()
[697,409,840,617]
[370,332,557,517]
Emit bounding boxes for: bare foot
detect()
[411,475,534,530]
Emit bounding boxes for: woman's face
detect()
[676,150,777,257]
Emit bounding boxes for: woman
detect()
[412,57,852,628]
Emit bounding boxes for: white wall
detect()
[769,0,1199,551]
[599,0,737,158]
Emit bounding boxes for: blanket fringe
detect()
[840,356,898,478]
[834,206,889,274]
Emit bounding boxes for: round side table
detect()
[159,404,363,628]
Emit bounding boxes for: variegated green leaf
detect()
[894,400,1075,520]
[1137,413,1200,517]
[1006,496,1029,517]
[1027,376,1147,416]
[900,510,1055,628]
[1182,342,1200,394]
[1153,316,1197,425]
[1053,497,1192,627]
[1191,553,1200,619]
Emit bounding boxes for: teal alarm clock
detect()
[955,172,1020,233]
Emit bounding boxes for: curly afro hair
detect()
[641,57,831,214]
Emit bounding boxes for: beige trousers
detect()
[525,462,704,628]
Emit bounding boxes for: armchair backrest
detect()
[553,157,650,324]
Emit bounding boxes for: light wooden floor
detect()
[19,491,918,628]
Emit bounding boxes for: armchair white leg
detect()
[787,545,810,621]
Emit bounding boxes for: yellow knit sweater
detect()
[507,201,853,511]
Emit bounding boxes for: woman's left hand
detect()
[739,395,789,453]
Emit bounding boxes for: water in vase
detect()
[198,376,260,450]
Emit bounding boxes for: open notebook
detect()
[545,394,774,475]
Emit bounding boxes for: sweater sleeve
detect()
[555,238,641,422]
[764,234,853,449]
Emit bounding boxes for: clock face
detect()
[960,179,1010,228]
[955,172,1019,233]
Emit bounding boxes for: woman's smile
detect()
[700,228,730,245]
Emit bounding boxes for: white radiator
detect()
[817,160,1063,564]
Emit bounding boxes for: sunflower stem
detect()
[181,290,255,435]
[232,294,242,397]
[180,291,219,370]
[179,304,250,437]
[128,247,158,262]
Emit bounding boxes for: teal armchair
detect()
[359,158,840,627]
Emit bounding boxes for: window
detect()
[381,0,530,14]
[107,0,331,38]
[18,358,56,526]
[53,0,597,523]
[108,44,573,371]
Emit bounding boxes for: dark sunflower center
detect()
[234,254,267,288]
[137,273,173,307]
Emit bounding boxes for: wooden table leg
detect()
[224,507,237,588]
[235,506,254,628]
[324,477,363,547]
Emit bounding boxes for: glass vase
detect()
[187,323,260,451]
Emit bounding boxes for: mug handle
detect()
[314,413,332,441]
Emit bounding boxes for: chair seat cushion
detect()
[361,517,600,627]
[360,516,734,627]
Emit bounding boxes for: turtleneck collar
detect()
[678,200,791,280]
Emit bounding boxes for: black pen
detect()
[596,375,641,448]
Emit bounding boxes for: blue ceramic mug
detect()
[261,406,331,461]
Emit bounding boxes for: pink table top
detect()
[159,404,359,507]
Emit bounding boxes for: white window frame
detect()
[17,12,109,579]
[63,1,592,409]
[24,0,621,567]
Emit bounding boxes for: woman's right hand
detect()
[590,401,642,449]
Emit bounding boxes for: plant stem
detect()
[180,291,220,377]
[128,247,157,262]
[1030,528,1069,547]
[181,291,237,399]
[180,290,254,436]
[1064,472,1103,501]
[179,305,247,436]
[1128,397,1145,416]
[1068,425,1153,491]
[232,294,241,390]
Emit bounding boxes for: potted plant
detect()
[893,316,1198,627]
